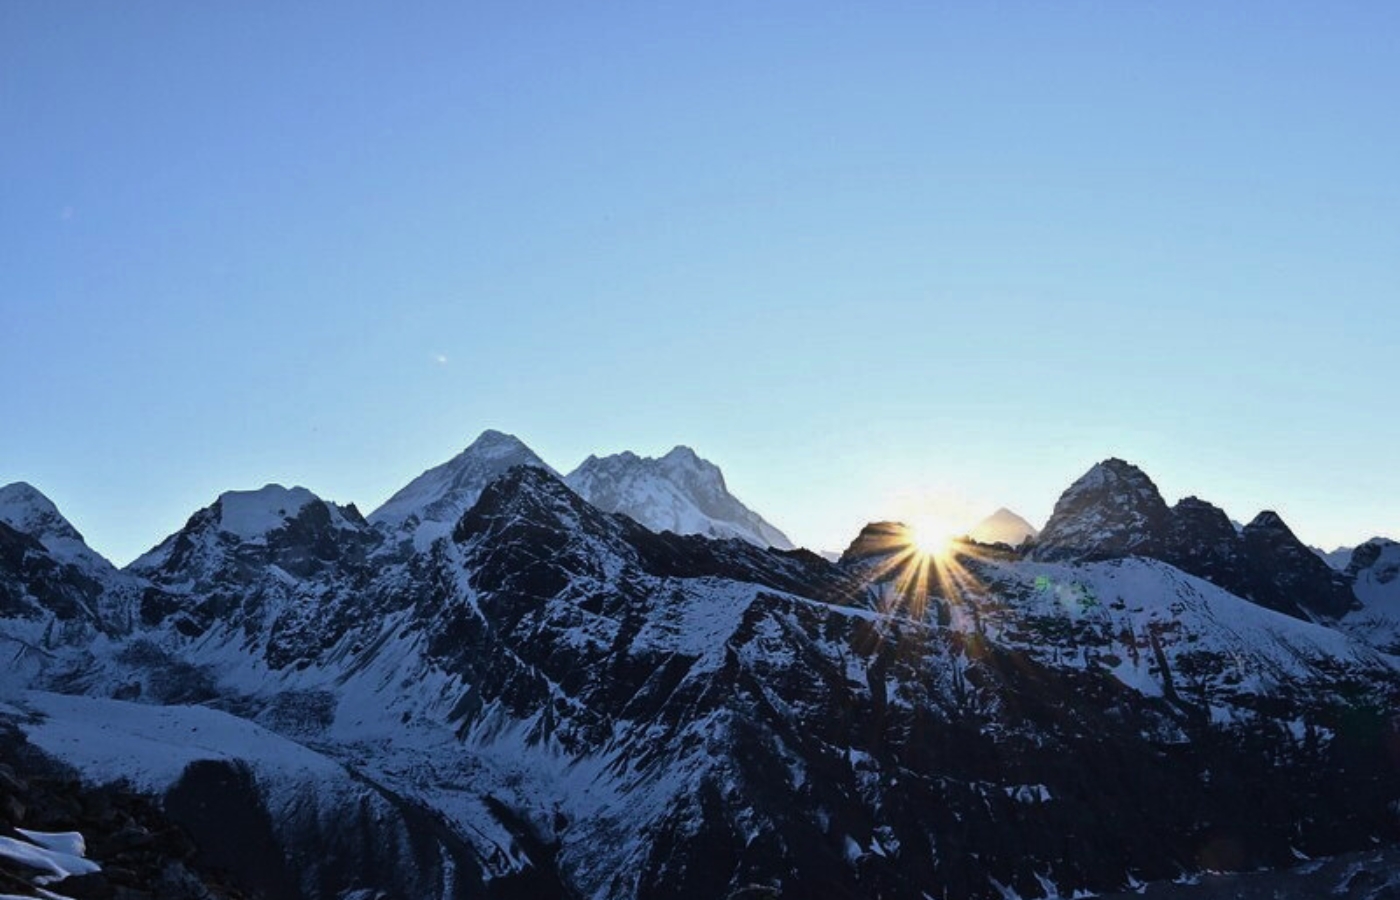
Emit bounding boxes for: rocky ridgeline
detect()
[1031,458,1357,620]
[0,445,1397,900]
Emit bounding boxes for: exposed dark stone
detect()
[1240,511,1358,619]
[1032,459,1174,561]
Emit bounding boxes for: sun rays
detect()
[908,516,958,560]
[855,521,993,625]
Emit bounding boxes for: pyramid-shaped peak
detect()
[0,481,120,576]
[368,430,556,544]
[968,508,1038,547]
[1170,496,1239,535]
[1031,458,1171,561]
[1076,457,1157,488]
[1245,510,1294,535]
[453,464,611,546]
[660,445,723,477]
[1,480,62,516]
[463,429,534,457]
[663,445,701,462]
[1058,457,1166,504]
[468,464,578,512]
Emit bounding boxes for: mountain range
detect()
[1,437,1397,900]
[368,429,790,552]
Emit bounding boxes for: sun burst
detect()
[908,516,957,560]
[849,516,993,633]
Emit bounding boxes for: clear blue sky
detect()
[3,3,1396,564]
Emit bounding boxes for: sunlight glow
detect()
[848,519,995,634]
[909,517,957,559]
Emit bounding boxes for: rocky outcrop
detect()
[0,720,251,900]
[1032,462,1359,622]
[126,486,383,664]
[1239,511,1358,620]
[1031,459,1173,561]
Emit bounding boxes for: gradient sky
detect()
[3,3,1397,564]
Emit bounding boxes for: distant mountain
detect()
[966,507,1038,547]
[1311,545,1355,570]
[368,429,557,548]
[1341,537,1400,654]
[565,446,793,549]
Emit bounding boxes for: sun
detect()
[908,517,957,559]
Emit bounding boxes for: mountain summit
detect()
[1029,460,1359,622]
[566,446,793,549]
[967,507,1038,547]
[369,429,557,547]
[0,481,116,580]
[1032,458,1172,560]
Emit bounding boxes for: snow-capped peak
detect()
[661,444,701,464]
[368,429,557,547]
[1346,537,1399,581]
[463,428,538,461]
[1340,537,1400,653]
[0,481,116,576]
[565,447,793,549]
[214,484,318,540]
[0,481,82,543]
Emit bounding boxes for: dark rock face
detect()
[1159,499,1331,618]
[1163,497,1249,589]
[415,470,1400,898]
[1032,462,1359,622]
[1348,538,1400,582]
[1239,511,1358,620]
[0,521,105,623]
[162,760,299,899]
[128,491,385,666]
[1032,459,1174,561]
[162,759,508,900]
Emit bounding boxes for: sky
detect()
[2,3,1397,564]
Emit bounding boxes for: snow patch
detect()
[216,485,317,540]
